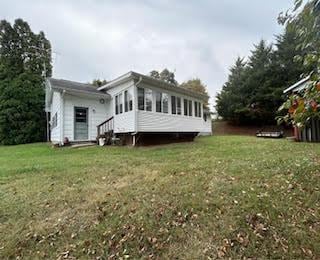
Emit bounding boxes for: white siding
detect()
[136,83,209,133]
[138,111,206,132]
[199,119,212,135]
[63,93,109,141]
[107,80,136,133]
[50,91,61,142]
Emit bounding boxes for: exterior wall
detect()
[135,82,211,133]
[199,118,212,135]
[50,91,62,142]
[63,93,109,141]
[107,80,136,133]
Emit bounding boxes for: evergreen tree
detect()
[0,19,52,145]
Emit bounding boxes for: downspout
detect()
[60,90,66,145]
[133,76,143,146]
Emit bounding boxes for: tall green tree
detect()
[216,57,248,122]
[0,19,52,145]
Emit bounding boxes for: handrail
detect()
[97,116,114,128]
[97,116,114,137]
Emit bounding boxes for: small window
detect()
[145,88,153,111]
[51,112,57,129]
[184,99,188,116]
[125,89,133,112]
[195,101,198,118]
[177,97,181,115]
[198,102,202,117]
[156,92,162,112]
[138,87,145,110]
[171,96,176,114]
[188,100,193,116]
[115,95,119,115]
[162,93,169,113]
[119,93,123,114]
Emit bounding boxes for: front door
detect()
[74,107,88,140]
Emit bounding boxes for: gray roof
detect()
[98,71,209,101]
[283,76,311,94]
[47,78,110,97]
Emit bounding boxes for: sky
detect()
[1,0,293,107]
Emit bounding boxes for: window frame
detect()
[184,99,188,116]
[171,96,176,115]
[162,93,169,113]
[138,87,145,111]
[156,92,162,113]
[188,100,193,117]
[115,95,119,115]
[145,88,153,112]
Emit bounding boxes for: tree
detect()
[149,70,160,80]
[278,0,320,128]
[215,57,248,123]
[0,19,52,145]
[180,78,210,107]
[149,68,178,85]
[92,79,108,87]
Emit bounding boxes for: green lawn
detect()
[0,136,320,259]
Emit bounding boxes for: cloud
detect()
[1,0,293,107]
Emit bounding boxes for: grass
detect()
[0,136,320,259]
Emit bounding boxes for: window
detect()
[177,97,181,115]
[51,112,57,129]
[138,87,145,110]
[115,93,123,114]
[171,96,181,115]
[119,93,123,114]
[156,92,162,112]
[195,101,198,118]
[188,100,193,116]
[162,93,169,113]
[194,101,202,117]
[171,96,176,114]
[115,95,119,115]
[184,99,188,116]
[124,90,133,112]
[145,89,153,111]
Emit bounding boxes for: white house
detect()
[45,71,212,146]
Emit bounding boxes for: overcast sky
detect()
[2,0,293,106]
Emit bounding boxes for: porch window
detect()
[195,101,198,118]
[184,99,188,116]
[162,93,169,113]
[124,89,133,112]
[138,87,145,110]
[198,102,202,117]
[145,88,153,111]
[171,96,181,115]
[51,112,57,129]
[188,100,193,116]
[115,95,119,115]
[156,92,162,112]
[119,93,123,114]
[177,97,181,115]
[171,96,176,114]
